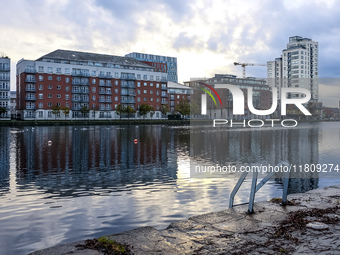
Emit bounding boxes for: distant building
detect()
[125,52,178,83]
[186,74,271,119]
[0,57,10,120]
[268,36,319,117]
[16,49,168,120]
[9,91,16,119]
[167,82,192,113]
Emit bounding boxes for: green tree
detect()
[0,106,7,118]
[51,105,61,120]
[126,106,136,119]
[80,105,89,120]
[62,106,70,120]
[161,104,170,117]
[115,104,126,119]
[139,103,153,119]
[175,99,190,118]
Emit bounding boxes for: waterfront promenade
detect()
[30,185,340,254]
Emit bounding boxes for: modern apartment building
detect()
[186,74,271,119]
[268,36,319,101]
[16,50,168,120]
[125,52,178,83]
[167,82,192,113]
[0,57,10,120]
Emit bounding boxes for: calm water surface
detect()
[0,122,339,254]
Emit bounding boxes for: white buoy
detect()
[48,141,52,146]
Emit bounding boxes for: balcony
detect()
[25,68,36,73]
[25,77,36,83]
[121,75,136,80]
[121,98,135,104]
[161,77,168,82]
[71,71,90,77]
[99,82,106,87]
[26,106,36,110]
[99,74,113,79]
[106,91,112,95]
[128,83,135,88]
[99,90,106,95]
[99,98,106,103]
[72,90,89,94]
[106,99,112,103]
[120,90,128,96]
[25,96,36,101]
[161,94,168,97]
[0,66,10,71]
[161,86,167,90]
[79,98,89,103]
[72,80,89,85]
[161,100,168,104]
[128,91,136,96]
[72,98,80,102]
[121,83,129,88]
[25,87,36,92]
[0,86,9,91]
[72,107,81,111]
[0,96,9,100]
[105,82,112,87]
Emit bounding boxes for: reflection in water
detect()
[0,123,339,254]
[14,126,187,197]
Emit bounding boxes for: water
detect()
[0,122,339,254]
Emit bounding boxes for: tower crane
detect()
[233,62,267,78]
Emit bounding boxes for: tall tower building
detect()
[268,36,319,102]
[125,52,178,83]
[0,57,10,120]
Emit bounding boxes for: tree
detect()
[139,103,153,119]
[51,105,61,120]
[175,99,190,118]
[80,105,89,120]
[190,102,200,116]
[115,104,126,119]
[0,106,7,118]
[126,106,136,119]
[161,104,170,117]
[62,106,70,120]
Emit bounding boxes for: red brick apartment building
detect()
[16,50,169,120]
[167,81,192,113]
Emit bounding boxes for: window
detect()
[156,91,159,95]
[48,94,52,98]
[39,94,43,99]
[39,84,43,90]
[38,110,43,117]
[156,83,159,88]
[151,98,153,102]
[115,96,118,102]
[57,68,61,74]
[57,85,61,90]
[137,74,141,79]
[65,102,69,107]
[144,97,147,102]
[150,83,153,87]
[48,111,52,117]
[115,88,118,94]
[137,82,141,87]
[143,90,147,94]
[92,95,96,101]
[150,90,153,94]
[48,76,52,80]
[92,87,96,93]
[115,80,119,86]
[39,102,43,108]
[150,75,154,81]
[65,77,70,83]
[92,79,96,84]
[48,85,52,89]
[137,89,141,95]
[65,86,69,92]
[48,102,52,107]
[57,103,61,107]
[65,68,70,74]
[38,66,44,72]
[137,97,141,102]
[114,72,119,78]
[156,98,159,103]
[57,94,61,98]
[39,75,43,81]
[143,75,147,80]
[144,82,147,86]
[65,94,69,100]
[48,67,52,73]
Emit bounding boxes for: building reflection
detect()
[0,127,10,195]
[14,125,188,197]
[190,125,319,193]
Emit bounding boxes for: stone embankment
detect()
[30,185,340,255]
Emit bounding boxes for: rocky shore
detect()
[30,185,340,255]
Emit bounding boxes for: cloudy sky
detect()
[1,0,339,106]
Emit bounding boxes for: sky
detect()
[0,0,339,107]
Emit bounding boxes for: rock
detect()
[306,222,329,230]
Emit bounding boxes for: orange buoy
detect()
[134,139,138,144]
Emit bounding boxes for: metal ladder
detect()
[229,161,291,213]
